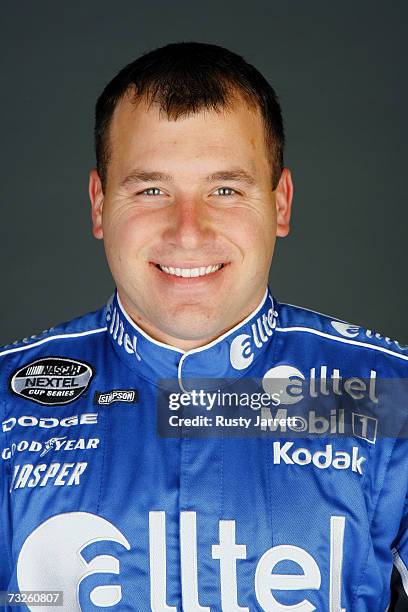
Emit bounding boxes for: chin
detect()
[163,316,220,344]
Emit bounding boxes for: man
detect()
[0,42,407,611]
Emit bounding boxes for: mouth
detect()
[154,263,225,278]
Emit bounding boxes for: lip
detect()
[152,262,225,269]
[150,262,229,285]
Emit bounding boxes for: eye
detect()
[140,187,165,196]
[214,187,237,196]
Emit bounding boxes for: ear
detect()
[275,168,293,238]
[89,169,104,239]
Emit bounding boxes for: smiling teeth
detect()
[159,264,223,277]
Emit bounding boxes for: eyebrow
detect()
[119,168,257,188]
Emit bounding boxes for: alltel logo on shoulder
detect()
[10,358,93,406]
[331,320,408,350]
[230,297,277,370]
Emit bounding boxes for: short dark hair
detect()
[94,42,285,190]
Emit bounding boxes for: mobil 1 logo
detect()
[10,358,93,406]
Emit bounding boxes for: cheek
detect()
[104,209,159,257]
[227,209,275,252]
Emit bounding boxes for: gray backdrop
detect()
[0,0,407,346]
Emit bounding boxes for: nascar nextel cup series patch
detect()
[10,357,93,406]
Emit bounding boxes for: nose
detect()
[162,196,215,250]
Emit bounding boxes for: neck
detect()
[116,290,269,353]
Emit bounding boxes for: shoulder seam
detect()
[276,326,408,362]
[0,327,107,358]
[278,301,350,322]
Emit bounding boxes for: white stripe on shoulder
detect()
[0,327,107,358]
[275,326,408,362]
[392,548,408,596]
[279,301,350,323]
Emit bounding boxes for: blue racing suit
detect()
[0,287,407,611]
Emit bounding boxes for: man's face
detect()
[90,93,292,350]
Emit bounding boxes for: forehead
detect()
[108,92,269,172]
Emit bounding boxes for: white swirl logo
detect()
[331,321,360,338]
[230,334,253,370]
[262,365,305,405]
[17,512,130,611]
